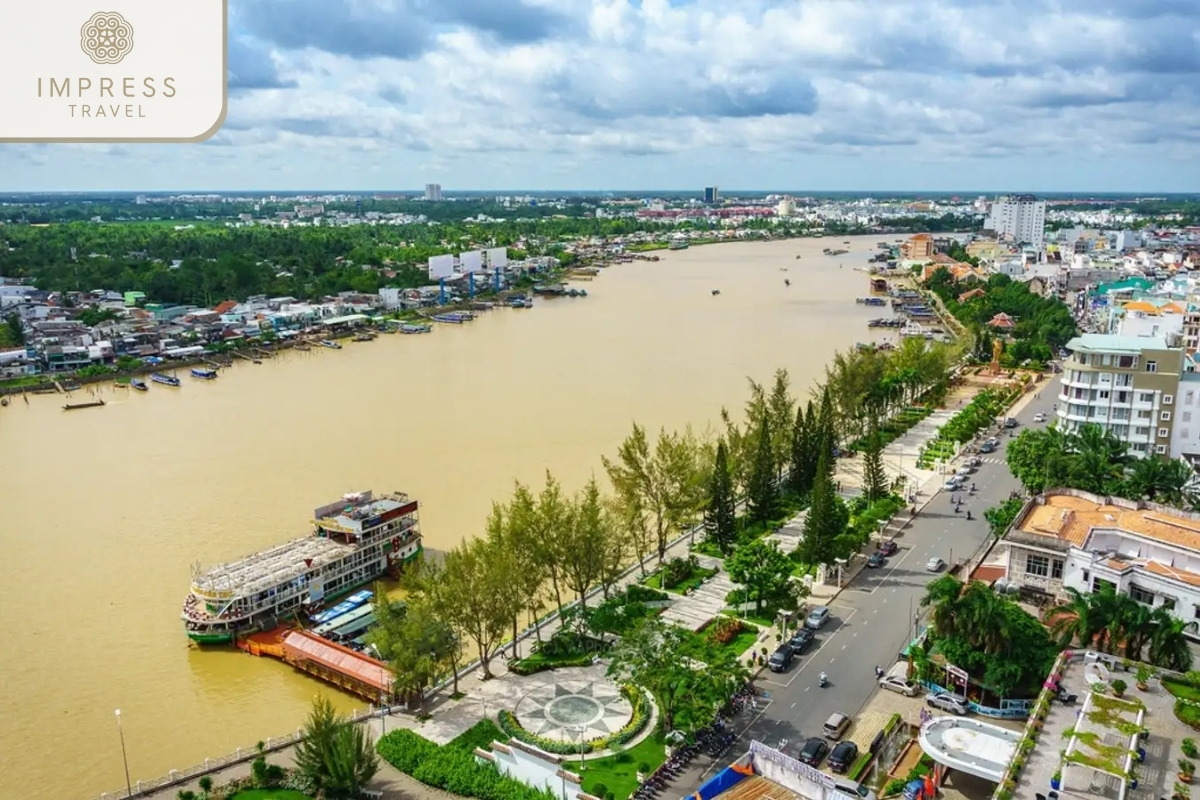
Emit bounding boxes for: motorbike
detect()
[819,673,829,688]
[966,511,973,521]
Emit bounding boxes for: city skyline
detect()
[3,0,1199,193]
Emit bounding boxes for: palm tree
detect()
[1148,611,1197,672]
[921,575,967,643]
[1048,586,1116,650]
[197,777,213,800]
[1127,458,1196,506]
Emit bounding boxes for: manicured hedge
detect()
[497,686,649,754]
[377,728,555,800]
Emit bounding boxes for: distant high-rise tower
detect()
[424,184,443,202]
[984,194,1046,248]
[704,186,719,204]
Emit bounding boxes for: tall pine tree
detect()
[789,400,819,496]
[815,388,836,484]
[800,446,841,567]
[861,414,888,503]
[746,416,778,525]
[704,439,738,555]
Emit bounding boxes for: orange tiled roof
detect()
[911,233,933,241]
[1017,493,1200,552]
[213,300,238,314]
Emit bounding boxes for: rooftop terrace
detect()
[188,535,352,601]
[918,717,1020,782]
[312,490,416,534]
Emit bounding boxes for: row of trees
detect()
[1049,585,1195,672]
[1006,422,1200,508]
[369,357,932,705]
[818,337,953,442]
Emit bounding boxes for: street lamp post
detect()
[115,709,132,798]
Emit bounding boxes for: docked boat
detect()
[181,490,423,645]
[856,297,887,306]
[353,332,375,342]
[320,339,342,349]
[432,311,473,323]
[191,368,218,380]
[509,296,533,308]
[399,323,432,334]
[130,378,148,392]
[668,240,689,250]
[150,373,181,387]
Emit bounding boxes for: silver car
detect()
[926,692,969,715]
[805,605,831,630]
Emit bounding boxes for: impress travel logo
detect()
[0,1,227,142]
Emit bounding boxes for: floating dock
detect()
[238,627,394,702]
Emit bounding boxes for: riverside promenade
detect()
[108,377,1047,800]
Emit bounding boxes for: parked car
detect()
[1034,412,1046,423]
[805,605,831,630]
[979,441,996,454]
[955,465,974,476]
[788,628,815,653]
[926,557,945,572]
[828,741,859,773]
[866,552,886,568]
[878,540,899,556]
[823,712,852,740]
[879,675,921,697]
[1004,417,1019,428]
[942,477,962,491]
[768,644,795,672]
[834,779,878,800]
[964,456,982,467]
[926,692,970,715]
[797,736,830,766]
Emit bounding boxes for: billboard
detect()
[459,250,484,274]
[428,254,455,279]
[486,247,509,269]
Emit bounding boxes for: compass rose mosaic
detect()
[512,680,634,743]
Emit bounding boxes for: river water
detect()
[0,235,895,799]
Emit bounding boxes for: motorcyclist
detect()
[874,665,884,678]
[819,672,829,686]
[966,510,973,521]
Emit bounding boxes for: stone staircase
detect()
[660,556,738,632]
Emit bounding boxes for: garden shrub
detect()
[497,686,650,754]
[625,585,668,603]
[709,617,744,645]
[378,729,556,800]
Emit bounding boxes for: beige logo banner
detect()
[0,0,227,142]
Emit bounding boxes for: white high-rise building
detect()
[985,194,1046,248]
[424,183,443,202]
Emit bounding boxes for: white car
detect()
[942,477,962,491]
[879,676,921,697]
[926,692,970,715]
[1033,412,1046,423]
[926,557,945,572]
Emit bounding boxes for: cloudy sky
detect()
[5,0,1200,193]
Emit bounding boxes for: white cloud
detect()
[3,0,1199,191]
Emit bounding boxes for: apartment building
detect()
[424,184,443,202]
[1056,333,1184,457]
[1002,490,1200,638]
[985,194,1046,248]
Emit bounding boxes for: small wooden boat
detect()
[712,289,721,296]
[130,378,148,392]
[320,340,342,349]
[63,399,106,411]
[150,373,181,387]
[191,368,218,380]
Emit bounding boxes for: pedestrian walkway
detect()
[660,563,737,631]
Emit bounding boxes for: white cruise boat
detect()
[181,490,422,644]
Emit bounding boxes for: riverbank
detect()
[4,234,902,800]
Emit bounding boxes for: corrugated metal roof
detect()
[282,631,392,692]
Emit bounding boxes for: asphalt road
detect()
[701,386,1062,777]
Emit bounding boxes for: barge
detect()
[63,399,106,411]
[399,323,432,334]
[181,490,423,645]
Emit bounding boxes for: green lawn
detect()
[229,790,315,800]
[566,732,668,800]
[1165,679,1200,703]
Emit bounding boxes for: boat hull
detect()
[187,631,235,645]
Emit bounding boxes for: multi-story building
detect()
[424,183,443,202]
[900,233,934,262]
[1002,490,1200,640]
[985,194,1046,248]
[1056,333,1184,457]
[704,186,719,204]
